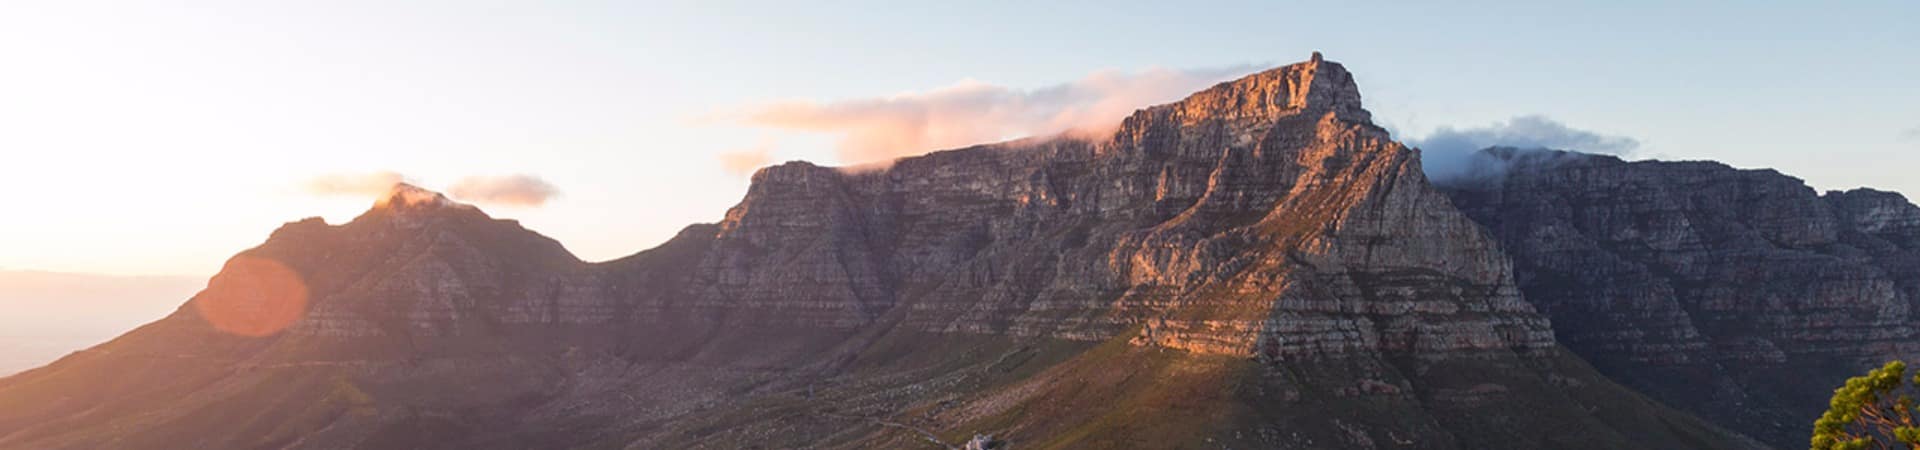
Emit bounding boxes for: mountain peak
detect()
[371,183,468,211]
[1148,52,1371,128]
[1269,51,1367,122]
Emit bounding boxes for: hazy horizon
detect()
[0,271,202,375]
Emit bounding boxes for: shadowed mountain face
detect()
[0,57,1756,449]
[1442,148,1920,448]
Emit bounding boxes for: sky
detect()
[2,1,1916,278]
[0,270,201,375]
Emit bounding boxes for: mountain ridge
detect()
[2,55,1767,449]
[1440,147,1920,447]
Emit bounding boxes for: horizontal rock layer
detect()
[1442,148,1920,447]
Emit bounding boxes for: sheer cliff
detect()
[1442,148,1920,447]
[0,56,1755,449]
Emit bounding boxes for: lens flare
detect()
[192,255,309,337]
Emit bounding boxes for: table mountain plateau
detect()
[1,54,1854,449]
[1442,148,1920,447]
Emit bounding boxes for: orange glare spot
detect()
[193,255,309,337]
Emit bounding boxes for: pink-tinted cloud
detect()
[301,171,408,197]
[718,140,774,177]
[447,174,560,207]
[723,65,1258,164]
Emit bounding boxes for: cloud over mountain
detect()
[301,171,561,208]
[721,65,1259,164]
[1406,115,1639,181]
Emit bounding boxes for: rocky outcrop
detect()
[1441,148,1920,447]
[0,57,1756,449]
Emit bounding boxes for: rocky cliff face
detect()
[1441,148,1920,447]
[689,55,1549,358]
[0,56,1756,449]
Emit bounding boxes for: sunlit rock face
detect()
[1442,148,1920,447]
[0,57,1758,450]
[693,57,1552,360]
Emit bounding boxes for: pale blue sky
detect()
[2,1,1915,276]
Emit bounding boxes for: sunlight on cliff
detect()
[193,255,309,337]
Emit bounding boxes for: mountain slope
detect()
[1441,148,1920,447]
[0,56,1756,449]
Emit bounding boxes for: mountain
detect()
[0,55,1758,449]
[1441,148,1920,447]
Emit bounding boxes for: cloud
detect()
[720,65,1260,164]
[301,171,408,197]
[447,174,560,207]
[300,171,560,208]
[1405,115,1639,181]
[718,140,774,177]
[1901,126,1920,142]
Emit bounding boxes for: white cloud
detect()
[1406,115,1639,181]
[447,174,561,207]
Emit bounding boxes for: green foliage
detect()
[1812,361,1920,450]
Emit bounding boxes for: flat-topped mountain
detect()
[1442,148,1920,447]
[0,56,1771,449]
